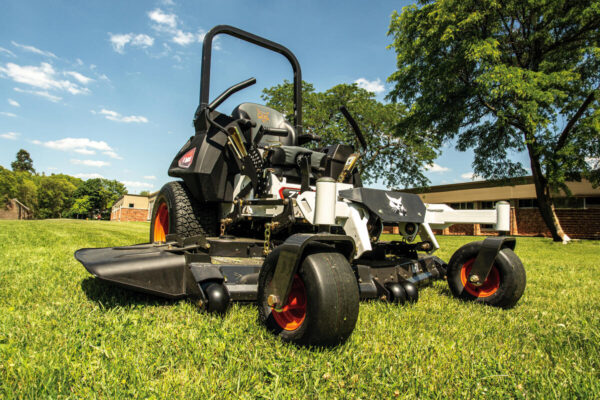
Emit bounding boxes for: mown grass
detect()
[0,220,599,399]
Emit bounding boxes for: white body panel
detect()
[424,201,511,231]
[226,171,511,258]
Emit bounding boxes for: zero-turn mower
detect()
[75,25,526,346]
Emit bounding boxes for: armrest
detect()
[297,134,322,145]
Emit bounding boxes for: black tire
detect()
[257,247,360,346]
[149,181,219,242]
[447,241,526,309]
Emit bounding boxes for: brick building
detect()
[401,177,600,239]
[0,199,32,220]
[110,194,151,222]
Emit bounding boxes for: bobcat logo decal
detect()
[257,109,270,122]
[386,194,407,216]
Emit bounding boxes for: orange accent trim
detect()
[271,274,307,331]
[460,258,500,297]
[153,202,169,242]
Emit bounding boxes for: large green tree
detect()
[388,0,600,242]
[11,149,35,173]
[73,178,127,219]
[36,175,79,218]
[262,81,439,188]
[0,166,18,205]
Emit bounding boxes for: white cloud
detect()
[354,78,385,94]
[109,33,155,54]
[122,180,154,189]
[103,150,123,160]
[97,108,148,123]
[147,8,204,47]
[109,34,132,54]
[74,173,104,179]
[71,159,110,167]
[8,98,20,107]
[0,62,89,96]
[35,137,121,160]
[64,71,93,85]
[148,9,177,28]
[1,131,19,140]
[143,175,156,180]
[460,172,484,181]
[42,137,113,152]
[0,111,18,118]
[426,163,450,173]
[172,30,196,46]
[14,87,62,102]
[74,148,96,155]
[0,47,16,57]
[11,41,57,58]
[132,34,155,47]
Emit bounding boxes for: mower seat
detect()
[232,103,296,147]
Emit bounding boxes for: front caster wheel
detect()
[386,283,407,304]
[257,247,359,346]
[203,282,230,314]
[402,282,418,303]
[447,241,526,309]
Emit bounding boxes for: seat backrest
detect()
[232,103,296,147]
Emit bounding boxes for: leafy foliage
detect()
[11,149,35,173]
[72,178,127,219]
[262,81,439,188]
[1,150,129,219]
[387,0,600,240]
[0,166,18,204]
[36,174,79,219]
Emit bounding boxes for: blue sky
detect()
[0,0,526,193]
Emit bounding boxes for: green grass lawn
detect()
[0,220,599,399]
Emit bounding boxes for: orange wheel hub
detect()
[271,274,307,331]
[460,258,500,297]
[153,202,169,242]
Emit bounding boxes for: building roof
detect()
[400,176,599,203]
[11,198,30,212]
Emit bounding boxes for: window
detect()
[585,197,600,208]
[449,202,475,210]
[553,197,584,209]
[518,198,538,208]
[129,203,135,208]
[480,201,495,210]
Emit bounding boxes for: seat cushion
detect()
[232,103,296,147]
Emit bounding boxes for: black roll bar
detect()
[198,25,303,135]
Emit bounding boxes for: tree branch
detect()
[498,11,524,68]
[555,87,598,152]
[545,21,600,55]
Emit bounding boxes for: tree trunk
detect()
[527,143,571,243]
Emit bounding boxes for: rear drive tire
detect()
[257,247,360,346]
[447,241,526,309]
[150,181,218,242]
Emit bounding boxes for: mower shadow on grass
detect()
[80,277,176,309]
